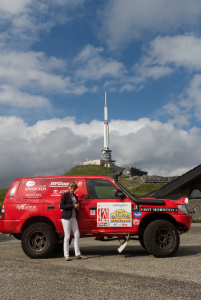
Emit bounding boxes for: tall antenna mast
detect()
[102,91,113,162]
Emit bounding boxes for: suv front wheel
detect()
[143,220,180,258]
[21,222,57,258]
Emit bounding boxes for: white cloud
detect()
[99,0,201,48]
[130,34,201,88]
[147,35,201,71]
[0,85,49,107]
[0,49,91,107]
[0,115,200,187]
[74,45,127,80]
[0,0,31,15]
[158,73,201,125]
[0,0,85,46]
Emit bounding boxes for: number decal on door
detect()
[98,208,109,221]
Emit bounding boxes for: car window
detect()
[18,179,48,199]
[86,180,117,199]
[189,188,201,199]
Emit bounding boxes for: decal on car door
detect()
[97,203,132,227]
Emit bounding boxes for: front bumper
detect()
[174,214,192,230]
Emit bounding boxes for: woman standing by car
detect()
[60,181,87,261]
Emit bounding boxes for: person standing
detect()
[60,181,87,261]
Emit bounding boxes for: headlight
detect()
[177,204,189,215]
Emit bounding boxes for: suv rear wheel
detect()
[21,222,57,258]
[143,220,180,258]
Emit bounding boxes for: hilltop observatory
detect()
[101,92,115,164]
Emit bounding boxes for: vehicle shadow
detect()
[51,244,149,259]
[52,244,201,259]
[173,245,201,257]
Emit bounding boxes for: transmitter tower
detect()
[102,92,114,163]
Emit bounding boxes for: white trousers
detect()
[61,218,81,257]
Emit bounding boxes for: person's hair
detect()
[69,181,78,189]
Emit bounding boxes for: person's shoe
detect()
[76,255,87,260]
[65,257,71,261]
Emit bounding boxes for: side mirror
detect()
[115,189,124,198]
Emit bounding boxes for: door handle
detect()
[47,205,55,209]
[89,206,97,210]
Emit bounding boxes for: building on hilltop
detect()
[83,159,104,166]
[122,166,147,177]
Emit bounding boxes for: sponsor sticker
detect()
[16,204,37,210]
[113,203,128,207]
[90,210,95,216]
[133,219,140,225]
[132,204,139,211]
[98,208,109,222]
[26,181,35,187]
[25,185,46,191]
[50,181,82,187]
[51,189,68,196]
[134,212,142,217]
[104,222,110,226]
[111,209,131,222]
[97,222,104,227]
[97,203,132,227]
[26,194,41,197]
[141,208,178,212]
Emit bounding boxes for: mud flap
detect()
[118,233,130,253]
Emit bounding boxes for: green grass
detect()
[0,188,9,213]
[63,165,114,177]
[118,179,166,197]
[129,183,166,197]
[192,220,201,223]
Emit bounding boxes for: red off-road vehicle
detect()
[0,173,191,258]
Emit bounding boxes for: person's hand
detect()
[74,203,79,209]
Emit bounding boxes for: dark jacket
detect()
[60,191,79,220]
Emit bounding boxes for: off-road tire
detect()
[143,220,180,258]
[139,235,146,250]
[21,222,57,259]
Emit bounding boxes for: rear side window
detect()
[86,180,117,199]
[7,181,19,196]
[18,179,48,198]
[48,179,84,198]
[189,188,201,199]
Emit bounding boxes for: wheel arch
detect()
[139,213,177,230]
[21,216,56,233]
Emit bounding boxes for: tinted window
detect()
[18,179,48,198]
[86,180,117,199]
[189,188,201,199]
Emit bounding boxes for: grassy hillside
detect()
[64,165,164,196]
[0,188,9,211]
[64,165,114,177]
[117,177,165,196]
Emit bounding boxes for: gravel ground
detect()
[0,224,201,300]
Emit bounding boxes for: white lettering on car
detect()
[16,204,37,210]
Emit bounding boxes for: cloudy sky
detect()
[1,0,201,187]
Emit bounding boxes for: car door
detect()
[45,178,85,233]
[85,179,132,234]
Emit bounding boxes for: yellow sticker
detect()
[110,209,131,222]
